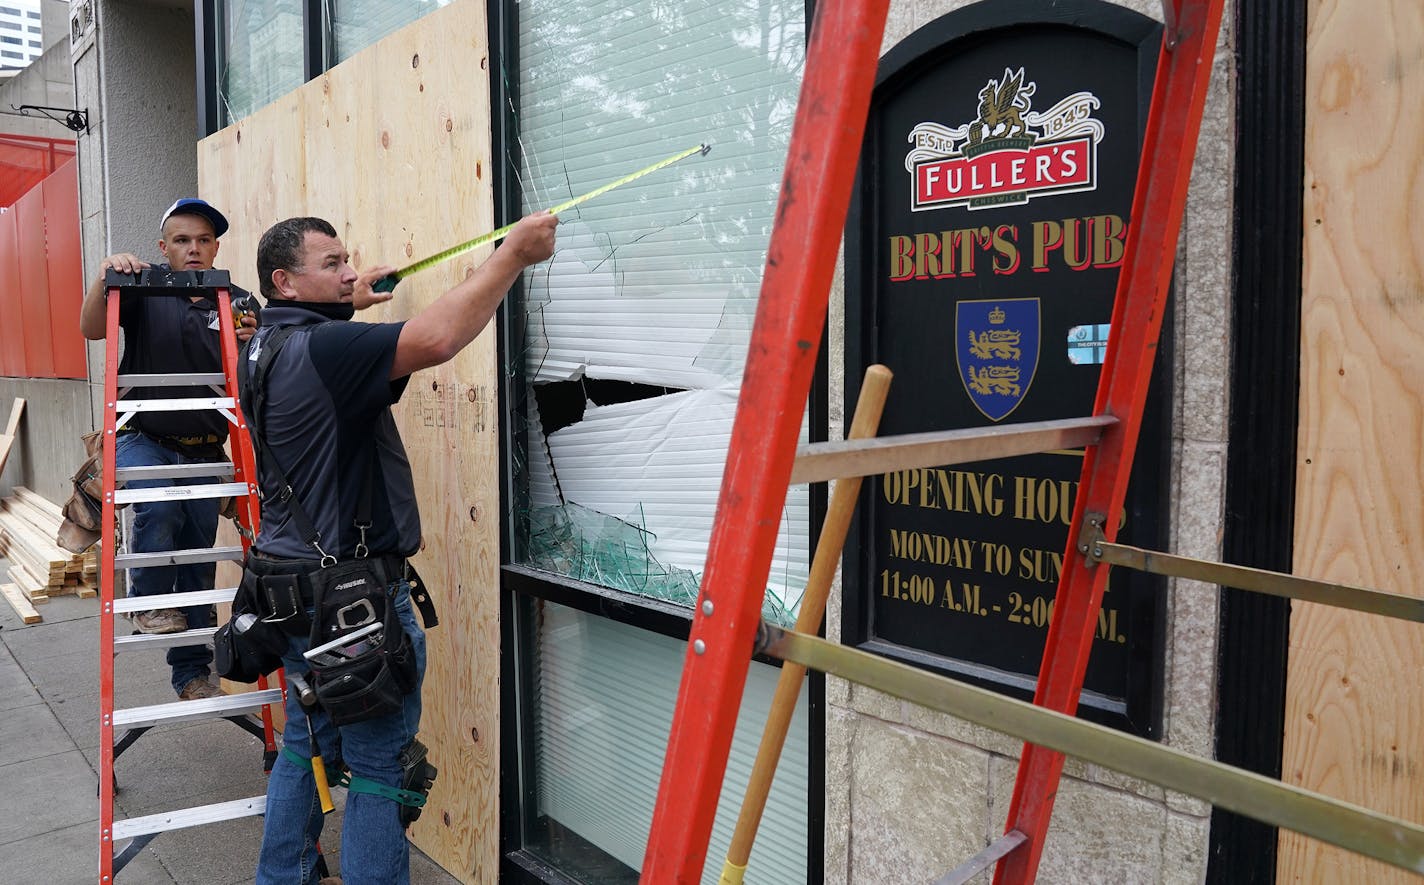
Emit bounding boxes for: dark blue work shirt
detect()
[243,306,419,560]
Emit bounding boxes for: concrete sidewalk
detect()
[0,556,462,885]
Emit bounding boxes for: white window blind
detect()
[533,602,809,883]
[515,1,811,880]
[516,0,810,616]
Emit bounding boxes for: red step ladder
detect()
[641,0,1227,881]
[97,269,282,883]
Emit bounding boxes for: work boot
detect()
[133,609,187,634]
[318,878,342,885]
[178,677,223,700]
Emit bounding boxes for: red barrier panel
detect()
[0,133,76,206]
[0,209,22,377]
[0,156,83,379]
[15,183,55,377]
[43,160,84,378]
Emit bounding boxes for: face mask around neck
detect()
[284,300,355,322]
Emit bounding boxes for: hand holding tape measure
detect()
[371,143,711,293]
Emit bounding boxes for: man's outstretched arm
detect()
[388,212,558,380]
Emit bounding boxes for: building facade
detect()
[0,0,43,73]
[0,0,1407,882]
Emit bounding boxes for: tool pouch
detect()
[214,567,290,683]
[305,559,417,727]
[60,430,112,538]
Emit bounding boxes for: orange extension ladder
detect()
[639,0,1234,882]
[96,269,282,882]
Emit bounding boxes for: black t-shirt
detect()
[116,264,255,441]
[246,306,419,560]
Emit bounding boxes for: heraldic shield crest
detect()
[955,298,1040,421]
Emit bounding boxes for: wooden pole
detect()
[719,365,892,884]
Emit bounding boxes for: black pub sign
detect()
[843,0,1169,736]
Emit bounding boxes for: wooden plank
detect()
[198,4,497,880]
[0,397,23,476]
[0,530,62,586]
[6,492,63,534]
[0,507,69,581]
[13,487,64,522]
[1285,1,1424,882]
[3,495,72,574]
[7,563,49,604]
[0,583,41,624]
[0,501,70,560]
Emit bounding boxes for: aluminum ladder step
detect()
[112,587,237,614]
[112,688,283,730]
[115,462,234,482]
[114,481,250,505]
[114,396,236,414]
[114,626,217,652]
[114,545,244,569]
[111,795,267,841]
[115,372,228,388]
[935,831,1027,885]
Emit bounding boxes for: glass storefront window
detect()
[513,0,809,623]
[216,0,303,125]
[215,0,454,126]
[509,1,812,880]
[525,602,809,882]
[328,0,453,65]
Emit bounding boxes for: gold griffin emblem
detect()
[966,68,1036,148]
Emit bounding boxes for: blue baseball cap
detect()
[161,198,229,238]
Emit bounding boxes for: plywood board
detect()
[1284,1,1424,880]
[199,2,498,880]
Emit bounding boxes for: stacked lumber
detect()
[0,487,98,617]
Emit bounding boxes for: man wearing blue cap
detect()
[79,198,258,700]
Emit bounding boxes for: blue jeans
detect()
[256,581,427,885]
[116,431,221,694]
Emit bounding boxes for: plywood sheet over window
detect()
[1285,1,1424,881]
[199,2,498,881]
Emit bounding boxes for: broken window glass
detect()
[215,0,304,125]
[215,0,455,125]
[328,0,453,65]
[510,0,809,625]
[510,4,812,880]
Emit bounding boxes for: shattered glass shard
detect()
[525,502,797,626]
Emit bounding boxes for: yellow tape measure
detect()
[372,143,711,293]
